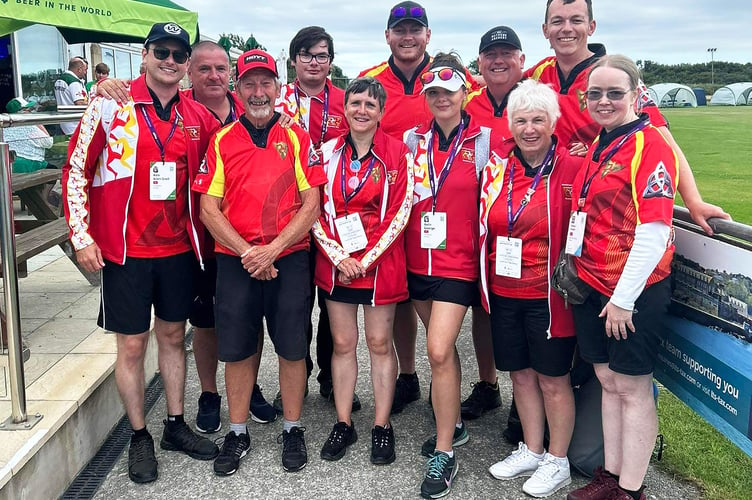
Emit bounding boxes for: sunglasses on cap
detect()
[585,89,631,101]
[149,46,189,64]
[391,5,425,18]
[420,67,462,85]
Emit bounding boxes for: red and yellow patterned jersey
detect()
[193,118,326,257]
[359,55,480,140]
[276,79,348,147]
[572,122,678,295]
[125,104,191,258]
[464,87,512,142]
[525,44,666,147]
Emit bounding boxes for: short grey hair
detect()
[506,79,561,128]
[345,77,387,111]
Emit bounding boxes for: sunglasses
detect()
[149,46,189,64]
[585,89,631,101]
[391,6,425,18]
[420,67,460,85]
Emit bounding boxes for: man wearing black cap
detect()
[63,21,220,484]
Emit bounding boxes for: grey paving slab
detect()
[92,307,700,500]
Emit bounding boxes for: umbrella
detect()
[0,0,199,44]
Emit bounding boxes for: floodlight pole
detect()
[707,48,717,87]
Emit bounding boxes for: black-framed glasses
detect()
[391,6,425,18]
[585,89,631,101]
[149,46,189,64]
[298,52,330,64]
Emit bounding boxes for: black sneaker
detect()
[320,421,357,461]
[420,451,458,499]
[370,424,395,465]
[460,380,502,420]
[128,433,158,483]
[420,421,469,457]
[195,391,221,434]
[213,430,251,476]
[250,384,277,424]
[391,372,420,414]
[160,419,219,460]
[279,426,308,472]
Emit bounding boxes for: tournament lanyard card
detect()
[565,211,587,257]
[495,236,522,278]
[149,161,177,201]
[334,213,368,253]
[421,211,447,250]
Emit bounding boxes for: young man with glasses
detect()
[63,22,220,484]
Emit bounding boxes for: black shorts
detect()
[407,273,479,307]
[322,286,375,305]
[98,252,195,334]
[489,294,576,377]
[189,258,217,328]
[215,251,311,363]
[572,278,671,376]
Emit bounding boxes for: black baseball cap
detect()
[387,1,428,29]
[144,22,192,54]
[479,26,522,53]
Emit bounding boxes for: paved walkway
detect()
[92,309,701,499]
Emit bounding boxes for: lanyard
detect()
[139,105,179,162]
[426,119,465,213]
[295,84,329,146]
[506,142,555,237]
[340,147,377,213]
[577,120,647,210]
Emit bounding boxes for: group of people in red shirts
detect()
[64,0,728,499]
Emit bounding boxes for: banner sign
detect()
[655,227,752,457]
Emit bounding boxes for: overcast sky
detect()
[178,0,751,78]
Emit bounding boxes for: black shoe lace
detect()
[327,423,350,445]
[372,427,391,449]
[166,420,200,447]
[279,427,307,453]
[219,432,246,459]
[130,436,153,463]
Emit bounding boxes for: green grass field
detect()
[663,106,752,223]
[655,106,752,499]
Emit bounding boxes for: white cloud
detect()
[178,0,752,78]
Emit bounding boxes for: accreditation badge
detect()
[149,161,177,201]
[420,212,447,250]
[565,211,587,257]
[495,237,522,278]
[334,213,368,253]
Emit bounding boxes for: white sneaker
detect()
[522,452,572,498]
[488,442,542,480]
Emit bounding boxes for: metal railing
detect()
[1,110,83,430]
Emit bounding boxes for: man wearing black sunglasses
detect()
[63,21,222,484]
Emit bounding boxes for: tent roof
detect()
[710,82,752,105]
[647,83,697,108]
[0,0,199,45]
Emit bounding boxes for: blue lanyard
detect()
[506,142,555,237]
[139,105,179,162]
[426,119,465,213]
[577,120,648,210]
[295,84,329,147]
[340,147,377,213]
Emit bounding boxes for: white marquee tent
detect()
[709,82,752,105]
[647,83,698,108]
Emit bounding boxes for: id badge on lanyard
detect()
[421,211,447,250]
[495,237,522,278]
[565,211,587,256]
[150,161,177,200]
[334,213,368,253]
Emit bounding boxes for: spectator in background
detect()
[54,56,88,135]
[4,97,53,173]
[86,62,110,97]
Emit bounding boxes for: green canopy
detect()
[0,0,199,44]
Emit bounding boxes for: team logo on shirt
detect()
[461,148,475,163]
[387,170,398,185]
[601,160,625,178]
[643,161,675,199]
[274,142,288,160]
[185,126,200,140]
[576,89,588,111]
[198,157,208,175]
[327,115,344,128]
[562,184,573,200]
[372,165,381,183]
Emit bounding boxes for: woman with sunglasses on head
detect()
[312,77,414,466]
[403,52,501,500]
[479,79,582,498]
[565,55,677,500]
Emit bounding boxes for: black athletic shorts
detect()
[572,278,671,376]
[407,272,479,307]
[489,294,576,377]
[189,258,217,329]
[215,251,311,363]
[98,252,195,334]
[321,286,375,305]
